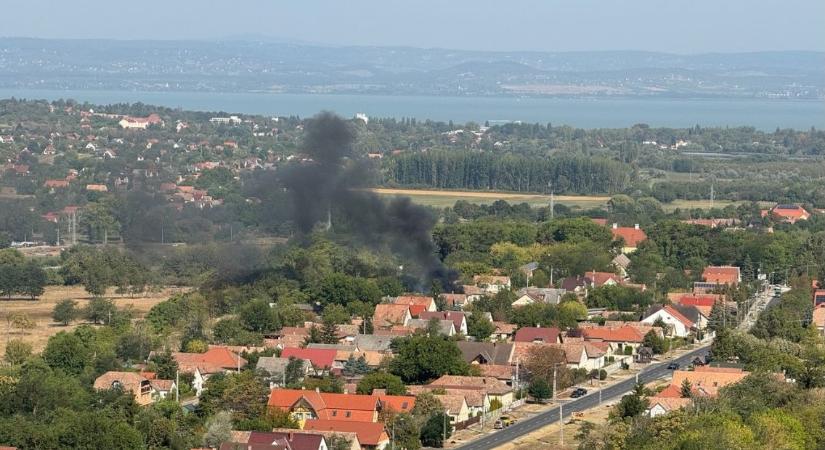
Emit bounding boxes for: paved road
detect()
[455,345,710,450]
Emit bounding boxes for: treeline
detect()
[0,249,46,299]
[383,151,631,194]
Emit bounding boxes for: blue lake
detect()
[1,89,823,130]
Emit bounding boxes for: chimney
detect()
[612,223,618,229]
[315,387,320,393]
[634,224,640,230]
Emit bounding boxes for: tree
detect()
[320,317,339,344]
[326,434,353,450]
[389,334,469,383]
[202,411,233,449]
[149,350,179,380]
[614,382,649,419]
[528,378,552,401]
[680,379,693,398]
[185,339,208,353]
[411,392,444,424]
[467,313,495,341]
[239,298,279,333]
[42,331,90,375]
[284,357,306,387]
[388,413,421,450]
[52,299,78,326]
[84,296,117,325]
[420,412,452,448]
[523,345,570,389]
[643,329,668,354]
[342,354,371,376]
[357,372,407,395]
[4,339,32,365]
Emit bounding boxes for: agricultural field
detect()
[371,188,738,211]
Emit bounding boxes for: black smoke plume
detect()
[281,112,457,290]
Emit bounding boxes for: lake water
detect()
[1,88,823,130]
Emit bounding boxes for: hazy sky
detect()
[4,0,824,53]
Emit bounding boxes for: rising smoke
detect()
[281,112,457,290]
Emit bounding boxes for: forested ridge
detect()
[383,151,632,194]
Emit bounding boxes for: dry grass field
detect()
[0,285,188,356]
[371,187,740,211]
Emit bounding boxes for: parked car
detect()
[570,387,588,398]
[493,420,504,429]
[667,362,680,370]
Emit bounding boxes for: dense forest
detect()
[383,151,632,194]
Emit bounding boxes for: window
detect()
[345,411,351,418]
[402,402,409,409]
[332,410,337,417]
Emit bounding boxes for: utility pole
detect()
[175,370,180,403]
[559,402,564,446]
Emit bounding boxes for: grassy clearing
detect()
[0,285,188,356]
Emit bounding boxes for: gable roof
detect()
[304,420,387,447]
[429,375,512,396]
[579,325,646,344]
[267,389,380,422]
[514,327,561,343]
[353,334,394,352]
[372,304,411,328]
[434,394,468,416]
[280,348,336,369]
[670,368,748,397]
[702,266,740,285]
[456,342,514,365]
[419,311,467,332]
[393,295,435,309]
[171,347,246,374]
[647,396,692,412]
[249,431,324,450]
[645,305,695,329]
[611,225,647,247]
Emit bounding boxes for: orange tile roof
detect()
[377,395,416,413]
[429,375,512,396]
[648,396,692,412]
[611,226,647,247]
[670,368,748,398]
[393,295,434,308]
[373,304,411,328]
[813,304,825,328]
[702,266,740,285]
[580,325,646,343]
[267,389,380,422]
[171,347,246,374]
[304,420,388,446]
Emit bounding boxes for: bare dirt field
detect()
[0,285,188,356]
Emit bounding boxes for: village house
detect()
[491,321,517,341]
[280,348,337,375]
[428,375,514,409]
[513,326,562,344]
[267,389,415,426]
[434,394,471,424]
[473,275,511,294]
[304,420,389,450]
[167,346,247,395]
[93,371,155,405]
[372,304,412,329]
[577,324,652,354]
[457,341,515,366]
[512,287,567,307]
[256,356,312,387]
[222,430,329,450]
[641,305,698,338]
[610,223,647,253]
[766,204,810,223]
[561,271,624,296]
[419,311,468,335]
[391,295,437,315]
[694,266,741,293]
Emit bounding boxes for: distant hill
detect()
[0,38,821,99]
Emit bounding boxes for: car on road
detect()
[667,362,680,370]
[570,387,588,398]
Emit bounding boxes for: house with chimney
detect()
[610,223,647,253]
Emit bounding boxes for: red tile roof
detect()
[304,420,388,447]
[513,327,561,343]
[280,348,336,369]
[372,304,411,328]
[771,204,810,223]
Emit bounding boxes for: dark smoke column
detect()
[281,112,457,291]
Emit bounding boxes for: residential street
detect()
[456,285,785,450]
[454,345,710,450]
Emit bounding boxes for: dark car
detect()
[570,387,588,398]
[667,362,680,370]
